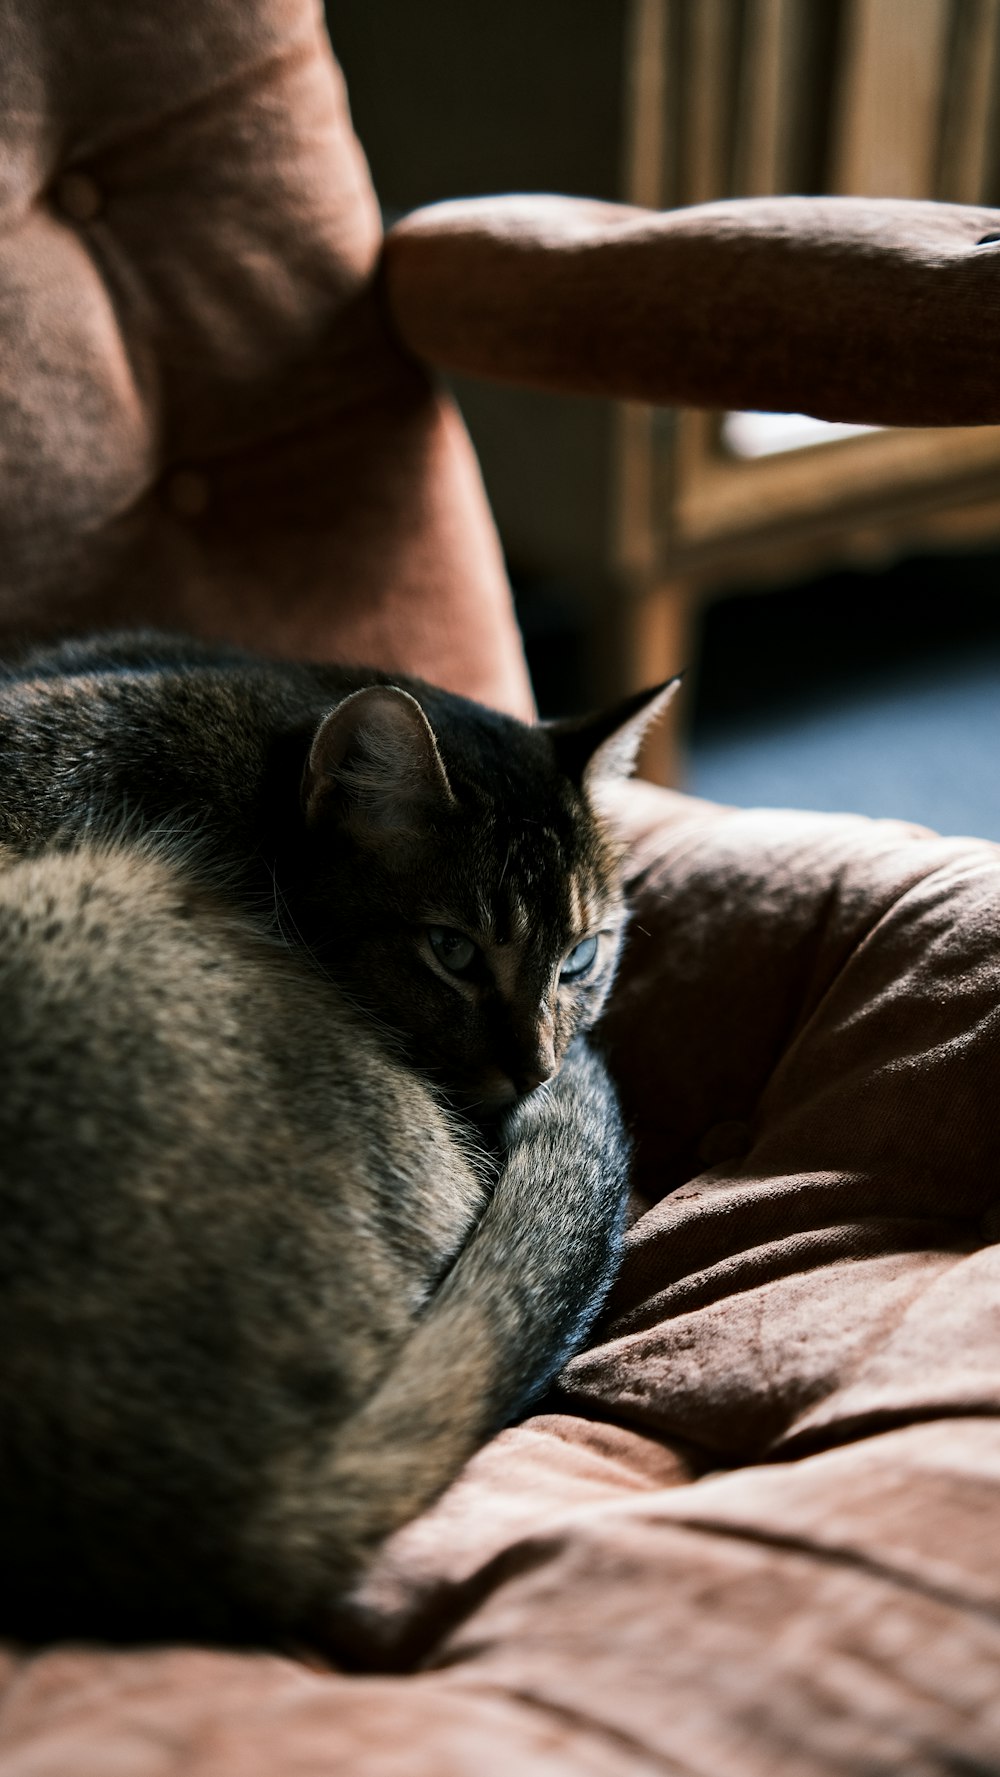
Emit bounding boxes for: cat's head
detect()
[293,679,676,1113]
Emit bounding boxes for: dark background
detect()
[327,2,1000,842]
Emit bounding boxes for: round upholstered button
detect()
[696,1119,751,1167]
[165,470,210,519]
[53,171,103,223]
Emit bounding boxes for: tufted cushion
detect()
[0,0,533,715]
[3,785,1000,1771]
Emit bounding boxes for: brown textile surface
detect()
[7,2,1000,1765]
[0,0,532,715]
[3,782,1000,1773]
[384,193,1000,426]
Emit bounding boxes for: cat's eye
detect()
[427,924,479,977]
[560,935,599,980]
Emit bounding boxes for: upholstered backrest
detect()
[0,0,533,715]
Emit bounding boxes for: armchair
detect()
[2,2,1000,1771]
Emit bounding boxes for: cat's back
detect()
[0,836,488,1635]
[0,631,339,854]
[0,836,483,1340]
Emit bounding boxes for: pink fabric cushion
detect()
[0,0,532,716]
[3,785,999,1771]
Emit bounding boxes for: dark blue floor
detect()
[518,549,1000,842]
[686,551,1000,843]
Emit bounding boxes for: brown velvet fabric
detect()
[385,193,1000,426]
[0,0,533,716]
[3,786,1000,1772]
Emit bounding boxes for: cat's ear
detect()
[547,678,682,797]
[303,686,456,841]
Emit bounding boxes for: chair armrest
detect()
[382,193,1000,427]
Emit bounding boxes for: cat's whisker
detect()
[317,973,412,1064]
[496,838,514,893]
[262,860,296,954]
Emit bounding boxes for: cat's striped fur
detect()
[0,632,673,1646]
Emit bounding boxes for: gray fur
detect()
[0,633,663,1647]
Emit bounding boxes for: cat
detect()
[0,631,674,1647]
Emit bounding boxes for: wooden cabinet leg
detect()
[623,578,695,787]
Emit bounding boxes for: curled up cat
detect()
[0,633,674,1648]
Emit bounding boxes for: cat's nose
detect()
[514,1045,556,1095]
[515,1062,554,1095]
[504,1014,556,1096]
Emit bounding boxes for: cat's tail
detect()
[254,1040,630,1636]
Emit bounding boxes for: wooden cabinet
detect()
[620,0,1000,777]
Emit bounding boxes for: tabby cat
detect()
[0,632,673,1647]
